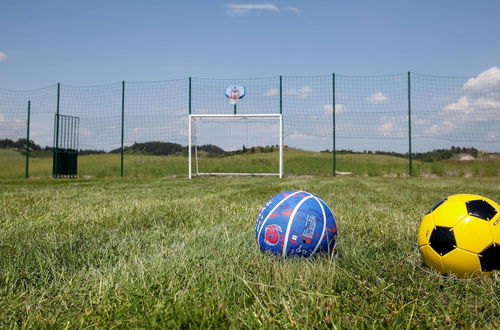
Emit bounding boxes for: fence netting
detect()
[412,72,500,151]
[0,70,498,179]
[192,77,280,115]
[0,85,57,178]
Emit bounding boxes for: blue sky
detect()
[1,1,499,153]
[1,0,500,89]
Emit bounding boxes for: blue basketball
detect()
[255,190,338,257]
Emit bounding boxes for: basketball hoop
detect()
[225,85,245,105]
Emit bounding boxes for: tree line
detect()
[321,146,480,162]
[0,138,105,155]
[0,138,482,161]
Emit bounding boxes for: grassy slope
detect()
[0,177,498,328]
[1,149,499,179]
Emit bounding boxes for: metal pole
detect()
[279,76,283,114]
[76,117,80,151]
[69,116,73,150]
[65,116,69,149]
[332,73,336,176]
[279,114,284,178]
[408,72,412,177]
[188,77,192,114]
[62,115,66,150]
[188,115,192,179]
[234,104,237,115]
[188,78,192,178]
[71,116,75,150]
[280,76,283,176]
[121,81,125,177]
[54,83,60,178]
[25,101,31,179]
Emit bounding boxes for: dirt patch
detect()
[420,172,441,178]
[458,153,475,161]
[336,171,352,176]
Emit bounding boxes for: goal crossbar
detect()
[188,114,284,178]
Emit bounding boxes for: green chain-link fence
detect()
[1,71,499,179]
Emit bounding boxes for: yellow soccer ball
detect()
[418,194,499,278]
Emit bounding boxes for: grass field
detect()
[0,176,498,328]
[1,148,499,179]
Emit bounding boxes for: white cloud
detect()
[442,67,500,122]
[424,121,455,136]
[264,88,278,97]
[367,92,390,104]
[378,121,396,136]
[323,104,344,114]
[475,97,500,108]
[30,131,45,138]
[264,86,312,98]
[444,96,472,114]
[225,3,301,15]
[0,114,22,126]
[79,128,92,136]
[414,117,428,125]
[377,117,406,138]
[132,127,144,134]
[425,68,500,141]
[285,6,301,13]
[443,95,500,122]
[226,3,279,15]
[425,67,500,141]
[0,52,7,62]
[285,86,312,98]
[0,114,25,139]
[487,131,498,140]
[463,66,500,97]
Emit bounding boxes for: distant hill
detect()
[321,146,482,162]
[110,141,184,156]
[110,142,224,156]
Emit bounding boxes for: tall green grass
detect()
[1,148,498,179]
[0,149,26,178]
[0,177,498,327]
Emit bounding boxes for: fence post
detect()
[188,77,192,178]
[279,76,283,114]
[121,81,125,177]
[25,101,31,179]
[53,83,60,178]
[332,73,337,176]
[188,77,192,115]
[408,72,412,177]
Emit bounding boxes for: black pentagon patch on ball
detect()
[429,226,456,256]
[479,244,500,272]
[425,199,447,215]
[466,200,497,221]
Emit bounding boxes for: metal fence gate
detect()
[53,114,79,178]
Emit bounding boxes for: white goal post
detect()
[188,114,284,178]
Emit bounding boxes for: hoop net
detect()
[225,84,245,106]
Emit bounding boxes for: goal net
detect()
[188,114,283,178]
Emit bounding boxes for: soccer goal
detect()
[188,114,284,178]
